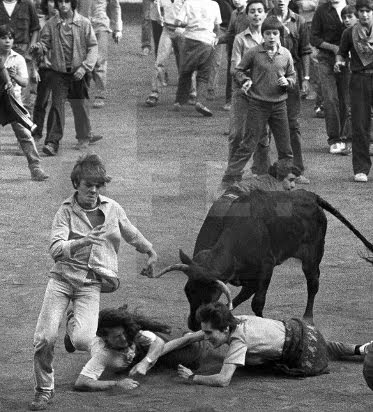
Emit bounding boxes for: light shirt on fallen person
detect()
[224,315,286,366]
[80,330,157,380]
[176,0,221,46]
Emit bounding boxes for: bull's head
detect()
[143,249,233,331]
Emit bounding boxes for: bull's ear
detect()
[179,249,193,265]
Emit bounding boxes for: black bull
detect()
[144,189,373,331]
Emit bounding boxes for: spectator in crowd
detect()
[33,0,99,156]
[31,0,56,142]
[0,24,48,181]
[144,0,185,107]
[264,0,312,184]
[0,0,40,110]
[207,0,234,110]
[74,305,203,392]
[335,0,373,182]
[175,302,372,387]
[77,0,123,109]
[311,0,351,154]
[226,0,269,176]
[29,154,158,410]
[174,0,222,117]
[221,16,295,187]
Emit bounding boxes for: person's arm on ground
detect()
[128,335,165,376]
[161,331,205,356]
[178,363,237,387]
[74,374,139,391]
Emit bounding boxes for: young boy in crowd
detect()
[335,0,373,182]
[221,16,295,186]
[0,24,48,181]
[174,0,222,117]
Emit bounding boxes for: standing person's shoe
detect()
[187,94,197,105]
[329,142,346,154]
[30,167,49,181]
[195,102,213,117]
[93,97,105,108]
[89,135,103,145]
[29,390,55,411]
[340,143,352,156]
[354,173,368,182]
[42,144,57,156]
[145,92,159,107]
[64,309,76,353]
[142,47,150,56]
[74,139,89,150]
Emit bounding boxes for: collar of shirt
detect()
[56,10,83,28]
[258,43,284,55]
[63,193,110,210]
[4,48,18,63]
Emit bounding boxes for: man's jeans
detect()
[33,68,53,140]
[33,278,101,392]
[224,98,293,181]
[92,30,109,99]
[45,71,91,149]
[350,72,373,175]
[141,0,152,50]
[175,38,214,105]
[318,54,350,145]
[11,122,41,170]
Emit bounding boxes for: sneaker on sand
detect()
[31,168,49,181]
[42,144,57,156]
[74,139,89,150]
[354,173,368,182]
[359,341,373,355]
[187,95,197,105]
[89,134,103,145]
[29,390,55,411]
[340,144,352,156]
[195,102,213,117]
[64,309,76,353]
[295,175,310,184]
[93,97,105,109]
[329,142,346,154]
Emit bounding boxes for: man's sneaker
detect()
[64,309,75,353]
[173,102,181,112]
[340,143,352,156]
[74,139,89,150]
[195,102,213,117]
[29,390,55,411]
[314,106,325,118]
[369,143,373,156]
[359,341,373,355]
[354,173,368,182]
[31,168,49,182]
[329,142,346,154]
[295,175,310,184]
[42,144,57,156]
[93,97,105,109]
[142,47,150,56]
[187,95,197,105]
[89,135,103,145]
[222,103,231,111]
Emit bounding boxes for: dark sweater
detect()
[339,26,373,72]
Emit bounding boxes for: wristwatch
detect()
[303,76,310,80]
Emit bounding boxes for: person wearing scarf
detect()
[336,0,373,183]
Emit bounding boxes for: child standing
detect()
[0,24,48,181]
[221,16,295,186]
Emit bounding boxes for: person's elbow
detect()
[216,375,231,387]
[74,375,94,391]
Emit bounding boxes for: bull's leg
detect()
[251,264,275,317]
[232,286,256,309]
[302,263,320,325]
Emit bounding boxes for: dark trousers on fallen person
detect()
[175,38,214,106]
[223,97,293,182]
[45,70,91,150]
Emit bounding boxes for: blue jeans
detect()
[317,53,350,145]
[141,0,152,49]
[33,278,101,392]
[224,98,293,181]
[350,72,373,175]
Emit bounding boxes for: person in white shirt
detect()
[174,0,222,116]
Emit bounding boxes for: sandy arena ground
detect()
[0,5,371,412]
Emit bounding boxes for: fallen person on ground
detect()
[172,302,370,387]
[74,305,203,391]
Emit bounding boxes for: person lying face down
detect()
[74,305,203,392]
[173,302,370,387]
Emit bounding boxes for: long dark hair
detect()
[96,304,171,345]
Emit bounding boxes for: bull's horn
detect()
[153,264,189,278]
[215,280,233,310]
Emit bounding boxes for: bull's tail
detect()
[317,195,373,253]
